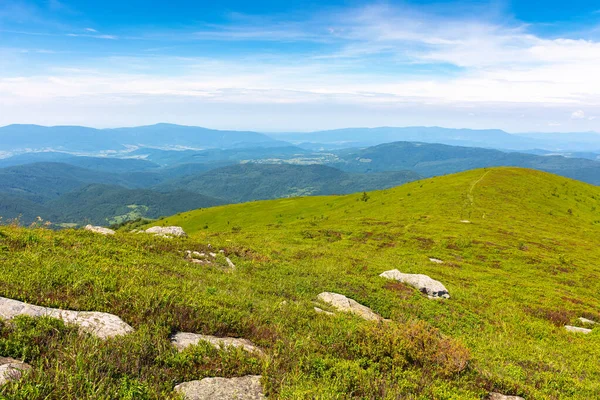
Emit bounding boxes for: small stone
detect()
[175,376,264,400]
[0,357,31,386]
[314,307,334,316]
[317,292,382,321]
[171,332,264,355]
[578,317,597,325]
[209,252,217,258]
[488,393,525,400]
[380,269,450,299]
[565,325,592,334]
[429,258,444,264]
[145,226,187,237]
[460,220,471,224]
[225,257,236,269]
[84,225,115,235]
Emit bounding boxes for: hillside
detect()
[331,141,600,185]
[0,168,596,398]
[46,184,226,225]
[156,164,421,203]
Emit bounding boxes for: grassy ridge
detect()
[0,167,598,398]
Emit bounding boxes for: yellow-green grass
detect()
[0,167,598,399]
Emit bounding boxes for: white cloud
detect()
[571,110,586,119]
[85,28,98,33]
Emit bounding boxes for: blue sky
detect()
[1,0,599,132]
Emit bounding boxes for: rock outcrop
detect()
[488,393,525,400]
[0,297,133,339]
[174,375,265,400]
[0,357,31,386]
[145,226,187,237]
[84,225,115,235]
[578,317,597,325]
[380,269,450,299]
[565,325,592,334]
[316,292,382,321]
[171,332,263,355]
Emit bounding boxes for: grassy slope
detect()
[0,167,598,399]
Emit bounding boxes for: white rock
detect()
[489,393,525,400]
[171,332,263,355]
[314,307,334,316]
[460,220,471,224]
[0,297,133,339]
[225,257,236,269]
[145,226,187,237]
[565,325,592,334]
[380,269,450,299]
[578,317,597,325]
[209,252,217,258]
[84,225,115,235]
[429,258,444,264]
[0,357,31,386]
[316,292,382,321]
[175,376,264,400]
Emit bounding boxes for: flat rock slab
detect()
[172,332,263,355]
[0,357,31,386]
[380,269,450,299]
[84,225,115,235]
[489,393,524,400]
[317,292,382,322]
[429,258,444,264]
[0,297,133,339]
[314,307,334,316]
[145,226,187,237]
[578,317,597,325]
[565,325,592,334]
[175,375,265,400]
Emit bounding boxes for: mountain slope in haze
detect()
[152,167,600,399]
[156,163,422,203]
[330,141,600,185]
[0,123,283,153]
[0,152,160,173]
[276,126,600,151]
[46,184,226,225]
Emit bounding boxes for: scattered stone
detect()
[175,376,264,400]
[84,225,115,235]
[209,252,217,258]
[429,258,444,264]
[314,307,334,316]
[565,325,592,334]
[171,332,264,355]
[488,393,525,400]
[578,317,597,325]
[316,292,382,322]
[380,269,450,299]
[225,257,236,269]
[460,220,471,224]
[219,250,225,253]
[0,357,31,386]
[0,297,133,339]
[145,226,187,237]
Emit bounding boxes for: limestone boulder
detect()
[171,332,263,355]
[174,375,265,400]
[84,225,115,235]
[0,357,31,386]
[145,226,187,237]
[316,292,382,321]
[380,269,450,299]
[0,297,133,339]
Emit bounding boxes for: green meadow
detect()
[0,167,599,399]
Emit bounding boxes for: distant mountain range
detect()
[1,123,600,155]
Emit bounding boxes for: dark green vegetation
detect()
[0,167,598,398]
[156,164,421,203]
[330,141,600,184]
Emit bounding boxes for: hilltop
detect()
[0,167,598,399]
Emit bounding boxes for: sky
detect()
[1,0,600,133]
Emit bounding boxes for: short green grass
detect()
[1,167,599,399]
